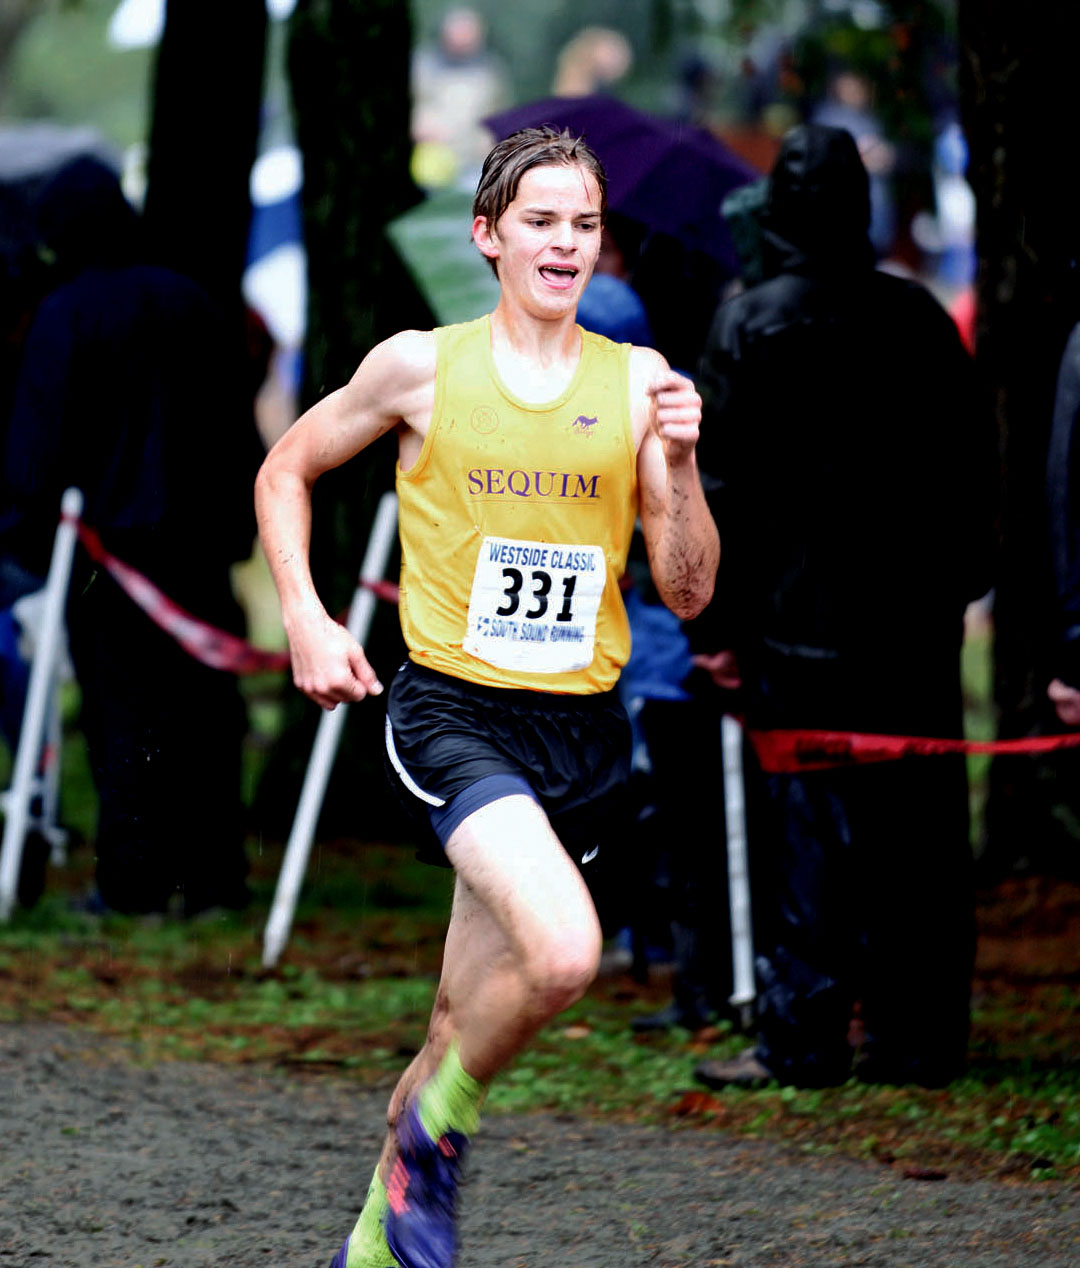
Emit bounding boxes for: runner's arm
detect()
[633,347,719,619]
[255,330,434,708]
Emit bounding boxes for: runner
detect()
[254,126,719,1268]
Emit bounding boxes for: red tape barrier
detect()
[72,518,403,675]
[73,520,291,674]
[748,727,1080,773]
[72,518,401,675]
[70,517,402,677]
[64,515,1080,758]
[361,579,402,604]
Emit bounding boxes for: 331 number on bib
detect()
[464,536,605,673]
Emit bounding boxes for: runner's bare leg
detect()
[374,792,603,1176]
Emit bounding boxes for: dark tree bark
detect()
[142,0,267,309]
[288,0,431,616]
[263,0,431,839]
[959,1,1080,877]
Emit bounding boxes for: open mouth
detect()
[538,264,579,288]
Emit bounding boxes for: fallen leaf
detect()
[902,1165,948,1182]
[670,1091,727,1119]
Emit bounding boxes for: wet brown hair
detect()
[473,126,607,273]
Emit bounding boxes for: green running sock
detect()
[344,1168,394,1268]
[416,1039,487,1141]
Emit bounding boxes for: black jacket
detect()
[1047,321,1080,686]
[1,159,262,602]
[692,124,996,661]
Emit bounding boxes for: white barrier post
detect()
[41,687,69,863]
[722,713,756,1028]
[262,491,399,968]
[0,488,83,922]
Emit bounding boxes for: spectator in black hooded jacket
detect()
[690,124,997,1089]
[1,157,263,917]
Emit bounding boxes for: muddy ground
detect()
[1,1019,1077,1268]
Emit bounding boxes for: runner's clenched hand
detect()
[648,370,702,465]
[285,607,382,709]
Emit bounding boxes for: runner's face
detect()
[474,163,602,317]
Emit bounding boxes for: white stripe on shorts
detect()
[384,715,446,807]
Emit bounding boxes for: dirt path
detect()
[1,1022,1076,1268]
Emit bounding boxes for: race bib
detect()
[463,535,606,674]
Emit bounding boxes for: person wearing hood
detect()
[1,157,263,917]
[688,124,997,1089]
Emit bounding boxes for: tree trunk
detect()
[142,0,267,309]
[288,0,431,614]
[958,1,1080,877]
[264,0,431,839]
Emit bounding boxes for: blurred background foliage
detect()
[2,1,958,157]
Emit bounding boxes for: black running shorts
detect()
[383,660,632,873]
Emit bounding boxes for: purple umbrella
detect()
[484,95,760,270]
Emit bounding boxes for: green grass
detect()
[4,601,1078,1183]
[493,994,1080,1180]
[1,832,1078,1184]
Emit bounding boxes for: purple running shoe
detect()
[383,1102,469,1268]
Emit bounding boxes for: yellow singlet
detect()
[396,314,638,694]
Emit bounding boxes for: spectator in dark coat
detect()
[690,124,997,1088]
[1047,322,1080,727]
[0,158,264,916]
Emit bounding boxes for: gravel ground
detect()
[1,1022,1077,1268]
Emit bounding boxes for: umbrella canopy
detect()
[483,95,759,271]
